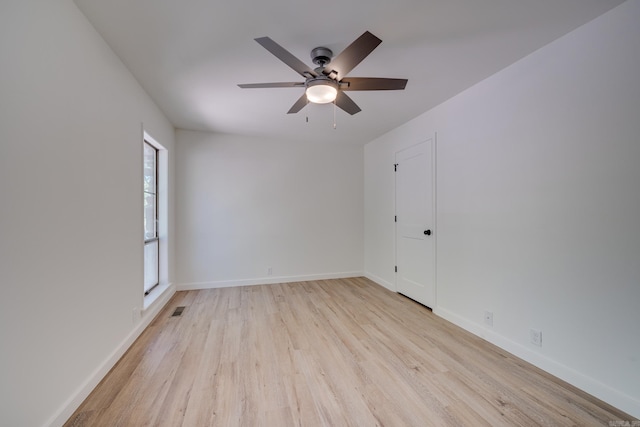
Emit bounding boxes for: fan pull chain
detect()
[333,101,337,129]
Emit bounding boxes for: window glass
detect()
[143,142,157,241]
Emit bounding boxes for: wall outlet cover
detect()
[530,328,542,347]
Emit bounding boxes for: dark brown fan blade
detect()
[328,31,382,80]
[255,37,317,78]
[335,92,361,115]
[340,77,407,91]
[238,82,305,89]
[287,93,308,114]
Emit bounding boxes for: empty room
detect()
[1,0,639,426]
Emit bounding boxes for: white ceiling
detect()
[74,0,624,145]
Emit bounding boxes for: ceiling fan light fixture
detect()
[305,79,338,104]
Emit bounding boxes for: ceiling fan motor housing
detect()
[311,47,333,67]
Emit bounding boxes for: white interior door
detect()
[395,139,435,308]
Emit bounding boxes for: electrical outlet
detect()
[530,328,542,347]
[484,311,493,327]
[267,267,272,276]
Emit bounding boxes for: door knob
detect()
[424,230,431,236]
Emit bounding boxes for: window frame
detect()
[143,140,160,296]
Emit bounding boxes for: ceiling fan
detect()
[238,31,407,115]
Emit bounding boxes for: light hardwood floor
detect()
[66,277,632,426]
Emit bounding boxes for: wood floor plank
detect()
[65,278,634,426]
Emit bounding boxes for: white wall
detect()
[0,1,175,426]
[365,0,640,418]
[176,130,363,288]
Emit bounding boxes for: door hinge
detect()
[394,163,398,172]
[394,215,397,222]
[395,266,398,273]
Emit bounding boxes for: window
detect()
[143,141,159,295]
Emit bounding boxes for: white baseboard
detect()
[46,283,176,427]
[177,271,363,291]
[363,271,396,293]
[434,306,640,419]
